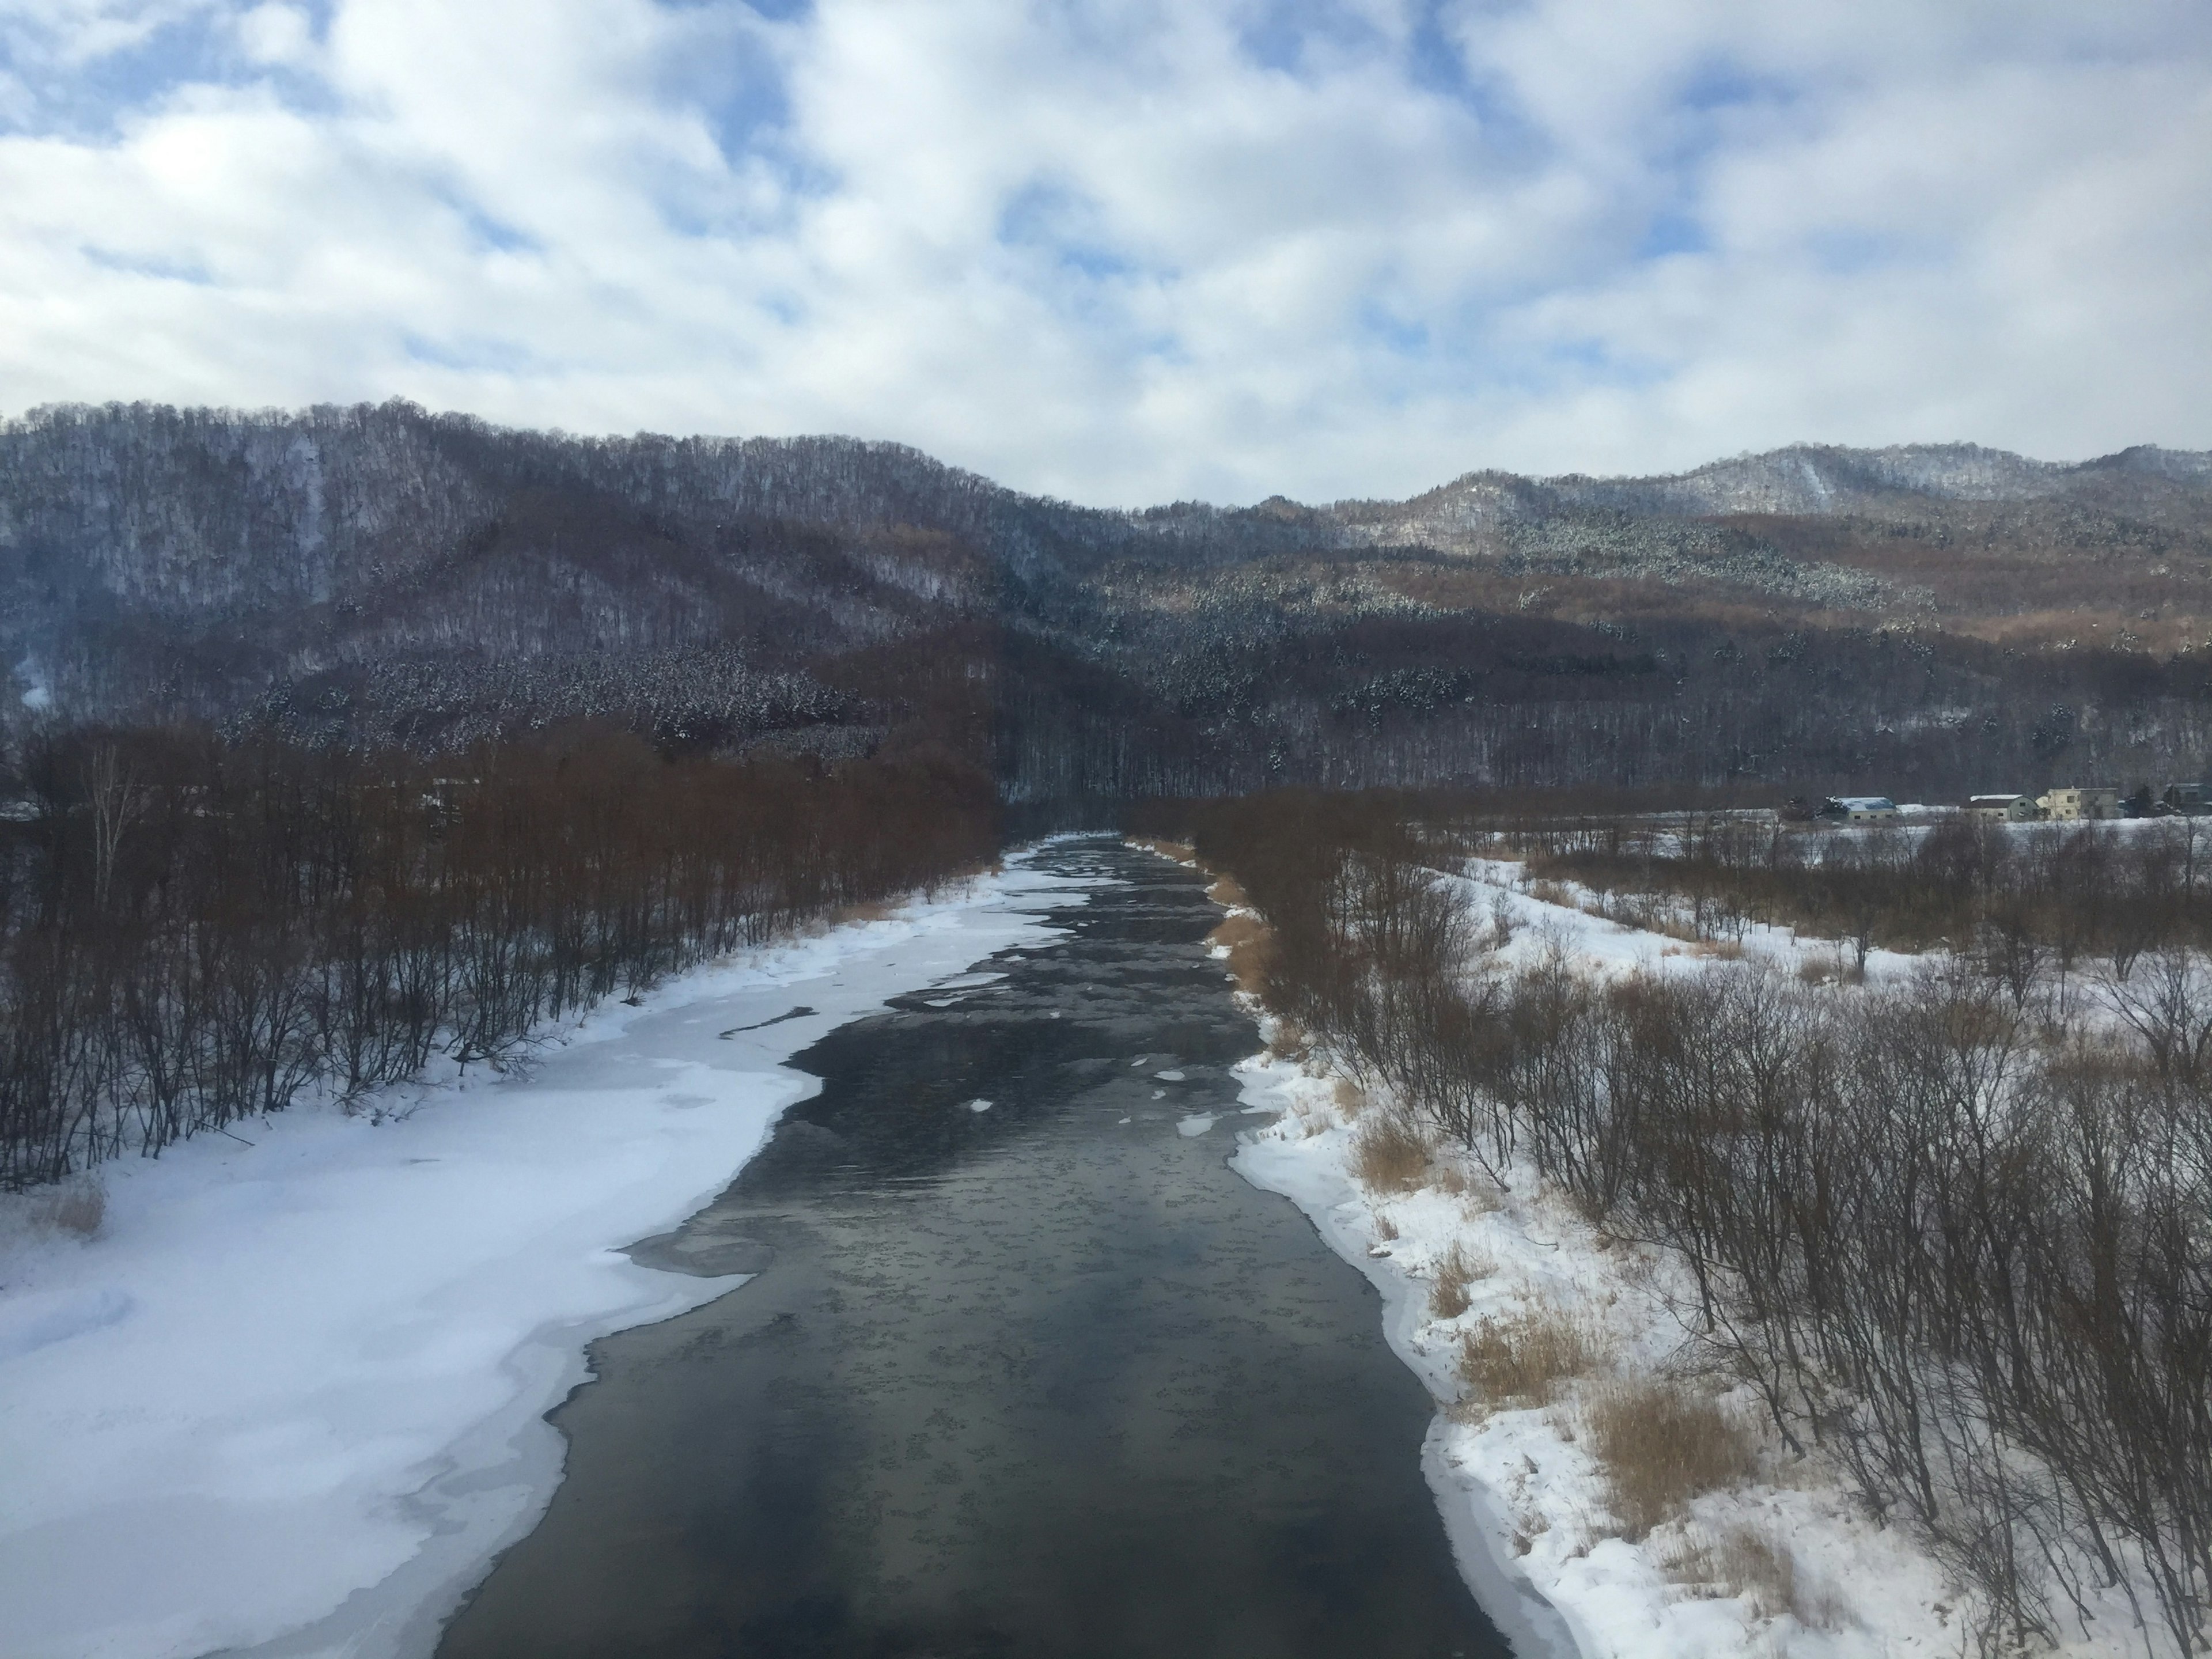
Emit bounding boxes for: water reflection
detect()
[438,842,1511,1658]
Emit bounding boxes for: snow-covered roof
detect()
[1968,794,2023,805]
[1830,796,1897,810]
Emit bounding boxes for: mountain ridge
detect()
[7,402,2212,801]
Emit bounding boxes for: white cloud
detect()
[0,0,2207,503]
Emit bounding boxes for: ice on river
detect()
[0,862,1082,1659]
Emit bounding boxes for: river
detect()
[436,840,1514,1658]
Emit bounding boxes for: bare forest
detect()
[1147,791,2212,1656]
[0,723,995,1191]
[9,405,2212,806]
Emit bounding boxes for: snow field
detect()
[0,859,1085,1659]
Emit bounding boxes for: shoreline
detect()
[0,861,1082,1659]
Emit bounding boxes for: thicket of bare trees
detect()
[1155,792,2212,1655]
[1503,812,2212,976]
[0,723,995,1191]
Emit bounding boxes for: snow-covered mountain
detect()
[6,402,2211,796]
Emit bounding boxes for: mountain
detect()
[6,401,2211,804]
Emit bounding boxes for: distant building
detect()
[2164,782,2210,816]
[2037,786,2120,821]
[1822,796,1899,823]
[1967,794,2040,822]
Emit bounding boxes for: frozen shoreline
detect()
[0,860,1083,1659]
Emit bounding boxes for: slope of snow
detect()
[0,860,1083,1659]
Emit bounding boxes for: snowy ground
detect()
[1211,858,2164,1659]
[0,858,1084,1659]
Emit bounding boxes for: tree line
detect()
[1142,791,2212,1656]
[0,722,996,1191]
[1507,810,2212,980]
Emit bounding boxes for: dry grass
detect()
[1209,911,1273,995]
[1206,872,1249,908]
[1428,1241,1492,1318]
[831,899,899,926]
[32,1177,105,1239]
[1330,1077,1367,1120]
[1584,1378,1756,1539]
[1527,878,1579,910]
[1373,1213,1399,1241]
[1351,1112,1434,1192]
[1428,1161,1472,1197]
[1457,1306,1600,1406]
[1127,836,1195,864]
[1266,1016,1310,1060]
[1660,1524,1848,1628]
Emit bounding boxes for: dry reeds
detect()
[1427,1241,1490,1318]
[32,1178,105,1239]
[1265,1016,1309,1060]
[1585,1378,1755,1538]
[1128,836,1195,864]
[1660,1523,1845,1627]
[1207,872,1249,908]
[1351,1112,1433,1192]
[1210,910,1273,995]
[1457,1306,1599,1405]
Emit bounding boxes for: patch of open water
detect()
[437,841,1513,1658]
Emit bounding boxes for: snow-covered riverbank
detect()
[0,861,1082,1659]
[1233,1052,1959,1659]
[1223,864,2168,1659]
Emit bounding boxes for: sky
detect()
[2,1,2209,506]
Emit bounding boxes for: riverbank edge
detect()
[1133,836,1971,1659]
[0,859,1084,1659]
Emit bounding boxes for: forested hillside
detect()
[7,402,2212,805]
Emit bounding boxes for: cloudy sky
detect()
[3,1,2209,504]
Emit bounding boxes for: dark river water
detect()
[437,841,1513,1659]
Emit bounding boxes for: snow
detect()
[0,859,1084,1659]
[1233,1066,1963,1659]
[1220,855,2167,1659]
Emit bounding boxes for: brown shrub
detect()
[1585,1379,1756,1538]
[1210,911,1273,995]
[832,899,899,925]
[1428,1241,1491,1319]
[1528,878,1578,910]
[1330,1077,1366,1119]
[1128,836,1195,864]
[1458,1307,1599,1405]
[1351,1112,1433,1192]
[1207,872,1249,908]
[34,1179,106,1239]
[1661,1524,1846,1628]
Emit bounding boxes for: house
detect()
[2036,786,2120,821]
[1822,796,1899,823]
[2164,782,2210,816]
[1967,794,2040,822]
